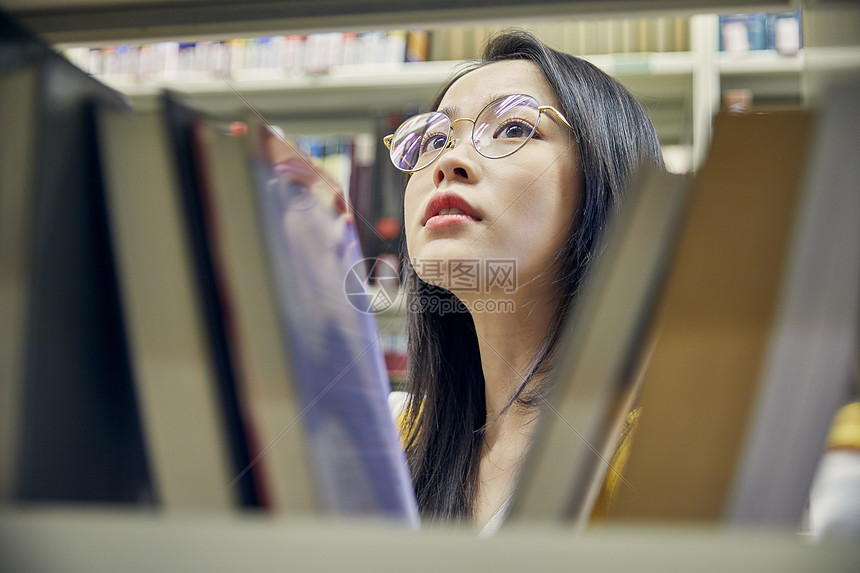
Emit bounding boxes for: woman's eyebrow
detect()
[438,93,531,119]
[437,104,460,118]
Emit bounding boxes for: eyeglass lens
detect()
[389,111,449,172]
[388,94,541,172]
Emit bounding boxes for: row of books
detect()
[5,9,859,535]
[287,133,362,201]
[221,126,410,382]
[512,92,860,527]
[1,12,417,522]
[470,18,692,59]
[60,17,695,84]
[278,124,407,272]
[59,12,807,87]
[62,31,428,82]
[290,130,409,384]
[719,10,802,55]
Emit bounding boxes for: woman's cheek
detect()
[404,177,429,219]
[403,193,419,241]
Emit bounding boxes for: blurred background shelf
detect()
[4,0,796,43]
[717,49,805,73]
[2,507,859,573]
[52,9,859,172]
[2,0,860,567]
[99,55,697,147]
[101,60,464,125]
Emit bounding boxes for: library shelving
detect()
[3,2,860,571]
[55,13,858,173]
[2,508,858,573]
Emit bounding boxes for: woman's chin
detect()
[409,237,484,264]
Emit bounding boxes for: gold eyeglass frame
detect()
[382,94,574,173]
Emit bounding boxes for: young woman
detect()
[384,30,664,531]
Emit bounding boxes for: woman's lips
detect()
[422,191,482,227]
[424,212,479,229]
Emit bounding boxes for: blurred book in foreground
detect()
[241,119,418,523]
[1,11,151,506]
[612,85,859,526]
[510,79,860,531]
[508,169,691,526]
[97,97,419,523]
[194,111,423,519]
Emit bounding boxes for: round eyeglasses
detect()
[383,93,573,173]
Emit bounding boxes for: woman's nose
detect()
[432,137,477,187]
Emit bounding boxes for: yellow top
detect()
[826,402,860,450]
[589,407,640,520]
[396,405,640,522]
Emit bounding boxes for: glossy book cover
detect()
[249,120,418,525]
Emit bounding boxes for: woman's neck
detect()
[457,280,560,448]
[462,280,560,530]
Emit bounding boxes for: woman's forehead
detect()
[438,60,557,116]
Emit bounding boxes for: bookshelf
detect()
[2,508,858,573]
[98,60,464,123]
[52,13,857,173]
[9,1,857,153]
[3,2,860,571]
[7,0,797,43]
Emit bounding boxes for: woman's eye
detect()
[494,119,533,139]
[505,125,525,138]
[420,133,447,153]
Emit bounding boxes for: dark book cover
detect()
[162,93,259,507]
[2,11,153,504]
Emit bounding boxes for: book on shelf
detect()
[0,66,39,503]
[610,96,859,526]
[6,16,412,506]
[609,110,815,522]
[239,118,418,522]
[507,169,692,526]
[162,95,261,507]
[189,117,316,512]
[64,30,425,84]
[720,13,768,52]
[725,78,860,526]
[719,10,802,55]
[405,30,430,63]
[509,82,859,529]
[348,133,376,257]
[98,101,242,511]
[60,16,699,87]
[0,11,151,505]
[3,3,420,518]
[95,94,419,521]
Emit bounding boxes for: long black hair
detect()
[400,30,663,523]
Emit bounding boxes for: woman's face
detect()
[403,60,581,297]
